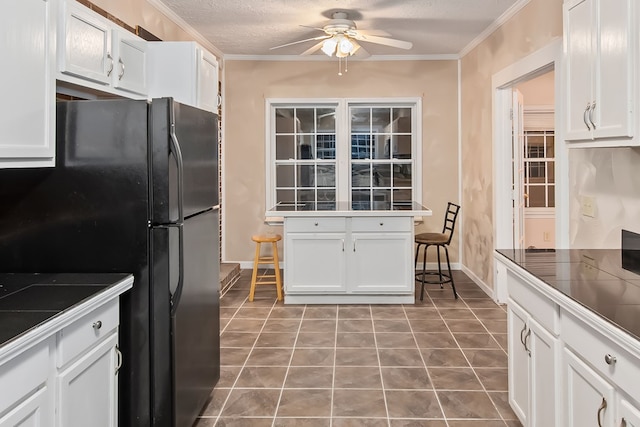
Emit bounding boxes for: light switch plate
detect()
[580,195,596,218]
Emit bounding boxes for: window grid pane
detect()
[523,130,555,208]
[274,107,337,204]
[349,106,414,206]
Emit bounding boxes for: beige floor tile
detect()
[332,389,387,417]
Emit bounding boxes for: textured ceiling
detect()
[159,0,522,57]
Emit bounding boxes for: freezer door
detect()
[150,208,220,427]
[150,98,219,224]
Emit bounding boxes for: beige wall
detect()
[224,60,459,263]
[460,0,562,287]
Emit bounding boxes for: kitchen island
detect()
[0,273,133,427]
[266,201,432,304]
[494,249,640,427]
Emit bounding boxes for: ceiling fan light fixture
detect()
[338,36,354,55]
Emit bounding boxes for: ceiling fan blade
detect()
[352,43,370,58]
[352,33,413,50]
[350,29,391,37]
[301,40,326,56]
[299,24,327,32]
[270,35,330,50]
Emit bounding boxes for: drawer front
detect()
[286,217,346,233]
[351,217,410,232]
[57,299,119,368]
[0,338,50,415]
[507,270,558,334]
[562,310,639,399]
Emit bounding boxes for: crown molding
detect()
[458,0,532,58]
[146,0,224,58]
[224,53,459,61]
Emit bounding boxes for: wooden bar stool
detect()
[249,234,283,302]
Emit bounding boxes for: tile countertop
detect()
[496,249,640,341]
[0,273,133,349]
[266,201,433,217]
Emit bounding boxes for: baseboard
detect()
[461,264,501,304]
[237,261,463,270]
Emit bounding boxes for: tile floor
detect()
[194,269,522,427]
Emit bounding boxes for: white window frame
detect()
[265,97,422,211]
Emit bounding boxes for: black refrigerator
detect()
[0,98,220,427]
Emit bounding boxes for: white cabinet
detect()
[506,267,560,427]
[350,218,412,293]
[283,216,414,303]
[147,42,219,113]
[0,0,56,168]
[57,0,147,97]
[507,298,559,427]
[564,348,615,427]
[285,232,347,293]
[57,333,119,427]
[0,289,128,427]
[563,0,637,146]
[0,340,53,427]
[561,309,640,427]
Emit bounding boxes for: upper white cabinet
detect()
[57,0,147,97]
[0,0,56,168]
[147,42,219,113]
[564,0,638,146]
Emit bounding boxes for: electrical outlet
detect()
[581,195,596,218]
[543,232,550,242]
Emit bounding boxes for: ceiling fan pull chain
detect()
[345,55,348,74]
[338,56,343,76]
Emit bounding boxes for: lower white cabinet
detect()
[0,340,52,427]
[285,232,347,293]
[0,297,123,427]
[507,299,559,427]
[498,253,640,427]
[283,216,413,302]
[564,348,615,427]
[57,333,119,427]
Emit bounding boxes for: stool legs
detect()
[249,240,283,302]
[271,241,283,301]
[415,243,458,300]
[249,241,261,302]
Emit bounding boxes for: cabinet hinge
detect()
[510,108,513,120]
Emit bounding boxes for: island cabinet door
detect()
[563,348,615,427]
[284,232,347,293]
[619,398,640,427]
[348,232,412,293]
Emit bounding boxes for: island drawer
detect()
[56,298,119,368]
[286,217,346,232]
[561,309,640,398]
[507,269,559,334]
[351,217,410,232]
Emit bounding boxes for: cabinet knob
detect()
[604,354,617,365]
[379,222,384,226]
[314,222,318,226]
[92,320,103,330]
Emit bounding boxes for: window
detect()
[523,130,555,208]
[267,99,421,210]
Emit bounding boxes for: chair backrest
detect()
[441,202,461,245]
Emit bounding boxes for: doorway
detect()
[491,39,567,302]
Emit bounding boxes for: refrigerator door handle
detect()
[169,109,186,316]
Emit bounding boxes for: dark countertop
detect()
[0,273,131,347]
[496,249,640,341]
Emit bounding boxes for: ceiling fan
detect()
[270,11,413,58]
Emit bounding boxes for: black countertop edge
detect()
[496,249,640,341]
[0,273,131,349]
